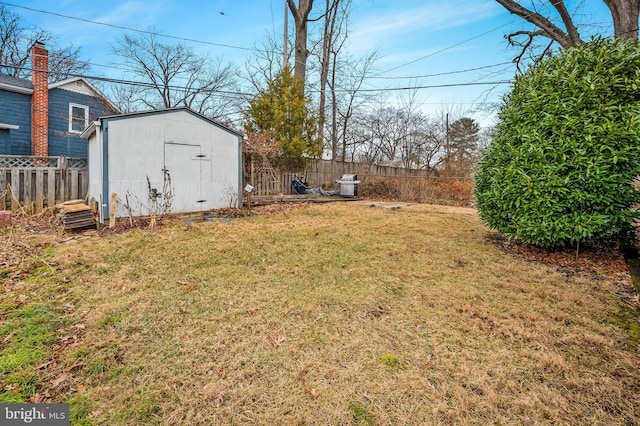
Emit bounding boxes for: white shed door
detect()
[164,143,206,213]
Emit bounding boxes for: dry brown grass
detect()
[43,203,640,424]
[358,177,473,206]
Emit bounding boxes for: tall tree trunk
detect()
[330,50,339,160]
[286,0,314,85]
[603,0,640,39]
[318,0,336,151]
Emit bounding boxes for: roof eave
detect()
[0,82,33,95]
[49,77,121,114]
[80,121,98,139]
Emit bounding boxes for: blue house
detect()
[0,42,118,158]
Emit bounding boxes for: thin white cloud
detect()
[373,44,476,70]
[93,0,165,29]
[350,0,502,53]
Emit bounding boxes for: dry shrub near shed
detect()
[425,177,473,205]
[357,178,400,199]
[358,176,473,206]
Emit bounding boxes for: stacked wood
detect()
[57,200,96,230]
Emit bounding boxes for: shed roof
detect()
[81,106,243,139]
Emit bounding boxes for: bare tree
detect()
[316,0,351,150]
[286,0,315,85]
[111,32,239,120]
[369,107,405,164]
[496,0,639,66]
[496,0,582,48]
[329,51,379,162]
[0,5,90,82]
[244,32,286,94]
[350,105,443,170]
[396,88,439,170]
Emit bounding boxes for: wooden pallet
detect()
[57,200,96,230]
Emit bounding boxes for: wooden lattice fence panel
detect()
[0,156,88,212]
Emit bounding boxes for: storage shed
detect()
[81,107,243,222]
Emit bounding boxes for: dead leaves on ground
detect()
[1,241,36,270]
[177,280,198,292]
[267,334,287,348]
[297,368,321,399]
[487,232,633,283]
[210,203,311,218]
[202,383,226,406]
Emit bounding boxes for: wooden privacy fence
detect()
[245,157,473,205]
[307,159,439,187]
[245,158,438,195]
[0,155,88,213]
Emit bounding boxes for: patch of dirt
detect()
[486,232,636,288]
[0,216,61,298]
[106,216,166,234]
[1,214,62,270]
[1,238,35,262]
[210,203,311,218]
[353,200,416,209]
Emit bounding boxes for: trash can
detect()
[336,174,360,198]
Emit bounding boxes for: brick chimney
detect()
[31,41,49,157]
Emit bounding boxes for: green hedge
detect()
[475,38,640,247]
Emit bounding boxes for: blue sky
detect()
[1,0,615,127]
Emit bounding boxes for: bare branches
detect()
[549,0,582,43]
[111,32,239,120]
[497,0,640,55]
[243,131,282,157]
[497,0,640,69]
[0,5,90,82]
[506,29,553,71]
[495,0,582,48]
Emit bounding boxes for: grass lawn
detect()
[2,202,639,425]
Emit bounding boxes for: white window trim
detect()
[69,103,89,134]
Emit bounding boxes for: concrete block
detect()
[0,210,11,226]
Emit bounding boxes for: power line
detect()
[0,1,264,53]
[373,20,516,76]
[2,63,513,96]
[269,0,277,37]
[372,1,593,77]
[3,1,519,83]
[0,63,251,96]
[369,61,514,80]
[338,81,512,93]
[2,1,517,92]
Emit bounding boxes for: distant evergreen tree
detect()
[448,118,479,163]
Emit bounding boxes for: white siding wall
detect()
[98,110,240,219]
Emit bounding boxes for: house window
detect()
[69,103,89,133]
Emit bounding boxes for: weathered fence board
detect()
[47,171,56,207]
[1,167,88,212]
[244,157,470,203]
[0,169,5,196]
